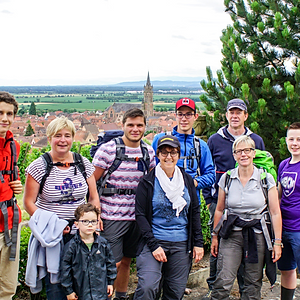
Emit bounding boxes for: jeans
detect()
[45,273,67,300]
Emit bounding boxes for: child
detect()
[60,203,117,300]
[277,122,300,300]
[0,91,23,300]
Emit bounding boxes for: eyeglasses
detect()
[78,219,99,226]
[159,150,179,157]
[233,148,254,155]
[176,112,195,119]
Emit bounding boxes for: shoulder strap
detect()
[259,168,268,205]
[39,153,53,194]
[139,140,150,173]
[224,170,232,209]
[10,140,18,182]
[193,137,202,176]
[73,153,87,180]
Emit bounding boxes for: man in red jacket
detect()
[0,92,23,300]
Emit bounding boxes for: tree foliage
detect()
[29,101,37,115]
[24,123,35,136]
[200,0,300,164]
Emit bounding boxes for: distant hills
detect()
[113,80,203,89]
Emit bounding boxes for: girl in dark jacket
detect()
[133,135,204,300]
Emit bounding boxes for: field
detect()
[15,92,205,112]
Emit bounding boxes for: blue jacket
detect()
[60,231,117,300]
[152,126,215,201]
[202,125,265,205]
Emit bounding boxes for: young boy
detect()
[277,122,300,299]
[0,91,23,300]
[60,203,117,300]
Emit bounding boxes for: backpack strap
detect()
[224,170,232,209]
[0,139,18,183]
[259,168,269,205]
[139,140,151,174]
[73,153,87,180]
[39,153,54,194]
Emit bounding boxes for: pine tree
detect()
[24,123,35,136]
[200,0,300,164]
[29,102,36,115]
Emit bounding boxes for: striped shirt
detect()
[26,154,94,220]
[92,140,156,221]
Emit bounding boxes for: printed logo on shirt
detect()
[281,172,297,197]
[55,177,83,204]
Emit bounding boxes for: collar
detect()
[0,131,14,149]
[172,126,195,137]
[230,165,260,182]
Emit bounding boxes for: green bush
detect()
[200,193,211,250]
[18,225,31,286]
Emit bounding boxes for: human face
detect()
[157,146,179,176]
[226,108,248,131]
[233,142,255,167]
[122,116,146,145]
[176,107,198,134]
[75,211,98,239]
[286,129,300,158]
[0,102,15,138]
[49,128,74,155]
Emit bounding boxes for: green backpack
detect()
[236,149,277,182]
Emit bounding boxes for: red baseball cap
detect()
[175,98,196,112]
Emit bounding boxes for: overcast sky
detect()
[0,0,232,86]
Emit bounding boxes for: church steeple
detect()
[143,72,153,118]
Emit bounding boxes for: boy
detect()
[60,203,117,300]
[278,122,300,299]
[0,91,23,300]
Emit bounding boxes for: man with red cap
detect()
[152,98,215,203]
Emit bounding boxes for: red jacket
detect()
[0,130,21,232]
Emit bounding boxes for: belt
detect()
[102,188,136,195]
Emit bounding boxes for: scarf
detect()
[155,163,187,217]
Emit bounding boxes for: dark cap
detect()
[227,98,247,111]
[176,98,196,112]
[157,135,180,149]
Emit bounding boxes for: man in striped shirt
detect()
[93,108,156,300]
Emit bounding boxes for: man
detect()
[152,98,215,201]
[92,108,156,300]
[202,98,265,299]
[0,91,23,300]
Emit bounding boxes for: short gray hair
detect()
[232,135,255,152]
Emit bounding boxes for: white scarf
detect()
[155,163,187,217]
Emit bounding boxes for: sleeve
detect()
[195,140,216,190]
[186,173,203,248]
[82,156,95,178]
[25,156,46,184]
[92,141,116,170]
[135,175,160,253]
[146,144,157,169]
[60,242,75,296]
[105,241,117,285]
[266,172,276,190]
[218,172,227,191]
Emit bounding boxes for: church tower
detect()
[143,72,153,118]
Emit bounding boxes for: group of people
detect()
[0,91,299,300]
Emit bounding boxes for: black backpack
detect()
[39,152,87,194]
[90,130,151,197]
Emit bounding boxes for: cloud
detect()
[1,9,11,13]
[172,35,192,41]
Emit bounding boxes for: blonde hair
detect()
[46,116,75,139]
[232,135,255,152]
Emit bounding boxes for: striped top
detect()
[26,154,94,220]
[92,140,156,221]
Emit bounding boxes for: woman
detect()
[211,135,282,299]
[23,116,100,300]
[133,135,204,300]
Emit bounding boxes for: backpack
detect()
[39,152,87,194]
[165,132,202,176]
[235,149,277,182]
[90,130,151,197]
[0,138,18,183]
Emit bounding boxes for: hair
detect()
[46,116,76,139]
[232,135,255,152]
[122,108,146,125]
[74,203,100,221]
[0,91,19,115]
[287,122,300,132]
[156,145,180,156]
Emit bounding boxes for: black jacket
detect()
[135,167,203,256]
[60,231,117,300]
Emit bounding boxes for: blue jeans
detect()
[44,273,66,300]
[277,230,300,271]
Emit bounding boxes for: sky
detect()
[0,0,232,86]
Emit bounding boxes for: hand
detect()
[193,246,204,263]
[193,179,198,188]
[98,217,103,231]
[152,246,167,262]
[63,225,71,235]
[211,236,219,257]
[9,180,22,194]
[272,244,282,263]
[67,292,78,300]
[107,285,114,297]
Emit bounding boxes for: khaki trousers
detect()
[0,224,20,300]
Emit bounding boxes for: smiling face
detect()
[157,146,180,176]
[233,141,255,167]
[122,116,146,146]
[226,108,248,132]
[49,128,74,156]
[176,106,198,134]
[286,129,300,158]
[0,102,15,138]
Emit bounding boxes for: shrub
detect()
[200,193,211,250]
